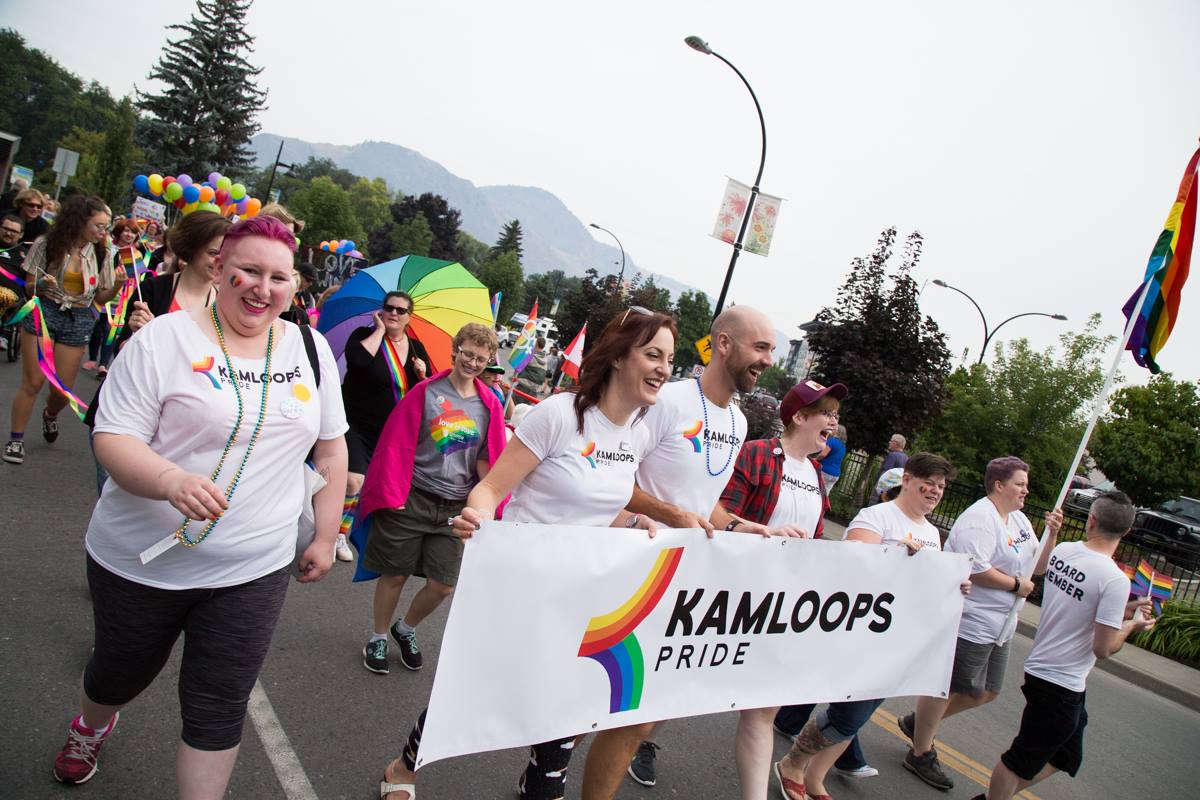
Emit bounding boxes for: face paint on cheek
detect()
[229,275,242,288]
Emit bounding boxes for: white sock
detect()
[370,633,387,642]
[394,619,415,635]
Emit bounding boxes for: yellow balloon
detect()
[148,173,164,196]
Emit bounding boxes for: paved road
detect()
[1,356,1197,799]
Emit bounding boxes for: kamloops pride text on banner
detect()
[415,524,970,768]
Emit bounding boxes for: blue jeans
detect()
[88,429,109,496]
[775,703,871,769]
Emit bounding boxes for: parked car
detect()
[1065,479,1114,519]
[1129,496,1200,571]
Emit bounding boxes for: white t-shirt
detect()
[945,496,1039,644]
[86,311,349,590]
[848,500,942,550]
[1025,541,1130,692]
[766,454,824,533]
[634,378,747,519]
[505,392,642,527]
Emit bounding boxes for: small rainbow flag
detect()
[490,291,502,325]
[1122,559,1174,614]
[508,299,539,374]
[1123,144,1197,373]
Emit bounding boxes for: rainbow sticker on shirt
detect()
[191,356,220,389]
[580,441,597,469]
[681,420,703,453]
[430,398,481,455]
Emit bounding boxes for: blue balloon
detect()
[182,184,201,204]
[345,240,356,251]
[133,175,150,194]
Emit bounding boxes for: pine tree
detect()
[136,0,267,175]
[490,220,524,262]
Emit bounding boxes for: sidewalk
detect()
[822,520,1200,712]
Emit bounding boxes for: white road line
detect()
[249,679,319,800]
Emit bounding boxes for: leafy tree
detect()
[136,0,267,174]
[388,193,463,261]
[389,213,434,259]
[490,219,524,261]
[286,176,363,249]
[555,268,623,353]
[95,98,141,211]
[456,231,490,275]
[807,227,951,456]
[627,274,672,314]
[756,364,793,399]
[1090,374,1200,507]
[479,250,525,322]
[348,177,391,236]
[672,290,713,373]
[0,29,119,170]
[524,270,581,318]
[914,315,1114,504]
[53,127,105,197]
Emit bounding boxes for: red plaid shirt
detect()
[719,438,827,537]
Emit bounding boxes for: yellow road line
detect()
[869,708,1041,800]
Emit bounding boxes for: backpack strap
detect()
[300,324,321,388]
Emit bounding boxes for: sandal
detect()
[773,760,806,800]
[379,778,415,799]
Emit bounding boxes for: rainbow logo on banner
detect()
[682,421,703,453]
[191,356,220,389]
[580,441,597,469]
[577,547,684,713]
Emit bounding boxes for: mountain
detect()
[249,134,696,300]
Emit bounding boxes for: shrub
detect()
[1130,602,1200,666]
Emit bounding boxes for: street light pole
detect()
[931,279,1067,363]
[263,139,293,203]
[588,222,626,287]
[685,35,767,322]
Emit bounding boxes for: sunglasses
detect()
[382,305,412,315]
[618,305,653,326]
[25,203,43,210]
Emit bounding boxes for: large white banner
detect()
[416,523,970,768]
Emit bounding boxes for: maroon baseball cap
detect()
[779,379,848,425]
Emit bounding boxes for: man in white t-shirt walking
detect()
[579,305,778,799]
[898,455,1063,791]
[974,491,1154,800]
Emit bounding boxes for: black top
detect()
[0,243,27,295]
[21,216,49,246]
[342,325,429,440]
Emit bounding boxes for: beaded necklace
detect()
[696,377,736,477]
[173,304,275,548]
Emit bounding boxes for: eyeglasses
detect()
[819,409,840,421]
[618,305,653,326]
[92,222,110,233]
[0,227,21,237]
[24,203,43,210]
[456,350,490,366]
[382,305,412,316]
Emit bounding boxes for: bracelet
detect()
[725,520,740,532]
[626,514,640,529]
[1011,575,1021,593]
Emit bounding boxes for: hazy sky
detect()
[7,0,1199,384]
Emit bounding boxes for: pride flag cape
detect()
[1123,145,1198,373]
[508,299,539,373]
[1122,559,1174,614]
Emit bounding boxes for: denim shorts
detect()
[21,301,95,347]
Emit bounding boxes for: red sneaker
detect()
[53,713,119,784]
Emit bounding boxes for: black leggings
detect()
[402,709,576,799]
[82,555,290,751]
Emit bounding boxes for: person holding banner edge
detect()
[375,307,676,800]
[896,456,1063,791]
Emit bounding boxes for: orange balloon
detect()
[198,185,215,203]
[245,198,262,218]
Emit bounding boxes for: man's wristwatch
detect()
[1011,575,1022,593]
[725,520,740,532]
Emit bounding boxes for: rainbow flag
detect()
[1122,145,1197,373]
[490,291,502,325]
[1122,559,1174,614]
[508,299,539,374]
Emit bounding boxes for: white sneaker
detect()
[335,534,353,562]
[836,764,879,778]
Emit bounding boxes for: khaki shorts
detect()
[362,487,466,585]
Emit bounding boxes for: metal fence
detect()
[829,451,1200,606]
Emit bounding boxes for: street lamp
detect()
[684,35,767,322]
[263,138,294,203]
[931,279,1068,363]
[588,222,626,286]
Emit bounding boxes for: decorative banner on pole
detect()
[744,191,783,257]
[694,334,712,365]
[416,523,969,768]
[711,177,752,244]
[131,197,167,227]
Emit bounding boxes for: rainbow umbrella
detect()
[317,256,493,378]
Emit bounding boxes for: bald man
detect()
[579,306,780,800]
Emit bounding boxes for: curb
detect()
[1015,618,1200,713]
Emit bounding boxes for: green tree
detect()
[456,231,490,275]
[672,290,713,373]
[807,228,951,456]
[490,219,524,261]
[555,269,626,356]
[348,177,391,236]
[389,213,434,259]
[95,97,140,210]
[136,0,267,174]
[479,250,525,322]
[914,314,1114,504]
[53,127,106,197]
[287,176,363,249]
[524,270,581,318]
[1090,374,1200,507]
[756,364,793,399]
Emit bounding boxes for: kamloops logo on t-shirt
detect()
[579,440,636,469]
[680,420,742,455]
[1006,526,1034,554]
[189,354,307,391]
[781,472,822,495]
